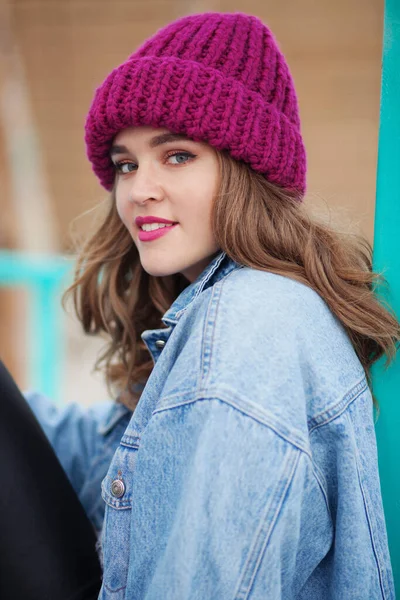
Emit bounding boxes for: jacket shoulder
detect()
[202,266,366,424]
[218,266,330,328]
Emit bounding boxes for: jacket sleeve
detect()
[24,390,131,527]
[127,398,332,599]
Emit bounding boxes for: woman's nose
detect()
[128,166,164,205]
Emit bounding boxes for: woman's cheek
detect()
[116,196,129,228]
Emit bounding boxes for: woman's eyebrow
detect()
[149,133,190,148]
[110,133,190,157]
[110,144,129,157]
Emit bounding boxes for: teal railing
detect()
[0,250,72,401]
[373,0,400,593]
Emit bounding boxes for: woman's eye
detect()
[115,161,137,174]
[167,152,195,165]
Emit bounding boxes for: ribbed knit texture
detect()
[85,12,306,196]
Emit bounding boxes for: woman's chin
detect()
[138,259,180,278]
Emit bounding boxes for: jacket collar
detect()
[162,252,241,326]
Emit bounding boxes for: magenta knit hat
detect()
[85,12,306,196]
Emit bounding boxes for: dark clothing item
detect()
[0,361,101,600]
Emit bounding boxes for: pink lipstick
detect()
[135,216,178,242]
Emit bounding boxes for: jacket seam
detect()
[310,462,332,522]
[199,267,243,389]
[200,282,222,385]
[345,411,389,598]
[308,378,368,434]
[233,448,301,599]
[153,394,311,457]
[120,439,140,449]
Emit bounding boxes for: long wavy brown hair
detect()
[66,151,400,410]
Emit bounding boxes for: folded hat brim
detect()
[85,56,306,195]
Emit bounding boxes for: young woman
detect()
[25,11,399,599]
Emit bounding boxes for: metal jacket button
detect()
[155,340,165,349]
[111,479,125,498]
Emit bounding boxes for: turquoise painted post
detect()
[373,0,400,592]
[29,275,67,399]
[0,251,71,401]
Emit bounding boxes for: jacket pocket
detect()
[99,437,139,598]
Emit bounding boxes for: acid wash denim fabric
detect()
[97,252,394,600]
[27,251,394,599]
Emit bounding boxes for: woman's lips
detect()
[138,224,178,242]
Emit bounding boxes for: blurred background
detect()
[0,0,383,405]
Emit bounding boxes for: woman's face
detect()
[112,126,220,282]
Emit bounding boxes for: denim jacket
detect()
[26,252,394,599]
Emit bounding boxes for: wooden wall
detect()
[6,0,383,245]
